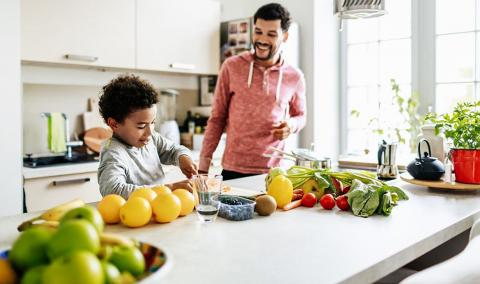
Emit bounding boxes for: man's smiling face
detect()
[252,18,288,64]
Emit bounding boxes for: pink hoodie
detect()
[199,51,306,174]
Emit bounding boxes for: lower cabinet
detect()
[24,171,102,212]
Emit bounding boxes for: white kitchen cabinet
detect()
[136,0,220,74]
[21,0,135,69]
[24,171,102,212]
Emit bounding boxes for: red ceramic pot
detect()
[451,149,480,184]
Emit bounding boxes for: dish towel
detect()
[48,113,67,153]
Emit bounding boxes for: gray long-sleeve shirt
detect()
[98,131,191,199]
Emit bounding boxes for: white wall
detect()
[22,83,199,154]
[313,1,340,161]
[217,0,340,160]
[0,1,23,216]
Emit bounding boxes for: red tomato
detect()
[319,194,335,210]
[301,192,317,207]
[336,195,350,211]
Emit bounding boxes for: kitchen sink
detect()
[23,153,98,168]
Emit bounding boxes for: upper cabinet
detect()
[136,0,220,74]
[21,0,220,74]
[21,0,136,69]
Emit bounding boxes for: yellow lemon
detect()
[173,189,195,216]
[151,193,181,223]
[151,185,172,196]
[267,175,293,208]
[129,187,157,205]
[120,197,152,228]
[0,259,17,284]
[97,194,126,224]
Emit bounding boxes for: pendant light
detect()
[334,0,386,31]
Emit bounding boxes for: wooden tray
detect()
[400,172,480,191]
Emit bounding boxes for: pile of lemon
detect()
[97,186,195,228]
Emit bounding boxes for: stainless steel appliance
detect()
[157,89,180,144]
[263,145,331,170]
[377,140,399,179]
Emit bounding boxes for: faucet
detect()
[41,112,83,159]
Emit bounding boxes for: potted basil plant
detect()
[425,101,480,184]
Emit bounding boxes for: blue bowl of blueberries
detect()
[218,195,256,221]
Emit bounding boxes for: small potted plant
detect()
[425,101,480,184]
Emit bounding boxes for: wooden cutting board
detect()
[222,185,265,197]
[83,127,112,153]
[400,172,480,191]
[83,97,107,130]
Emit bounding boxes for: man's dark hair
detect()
[253,3,292,32]
[99,74,158,123]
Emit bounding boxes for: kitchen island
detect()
[2,174,480,283]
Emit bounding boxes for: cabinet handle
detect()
[169,63,195,70]
[52,178,91,186]
[64,54,98,62]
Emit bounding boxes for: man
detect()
[199,3,306,180]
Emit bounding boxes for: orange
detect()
[120,197,152,228]
[0,259,17,284]
[173,189,195,216]
[151,185,172,196]
[151,193,181,223]
[97,194,126,224]
[129,187,157,205]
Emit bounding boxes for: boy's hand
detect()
[166,180,194,193]
[179,155,198,178]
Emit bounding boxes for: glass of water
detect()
[192,174,222,223]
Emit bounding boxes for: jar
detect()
[418,124,446,163]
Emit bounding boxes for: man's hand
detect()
[179,155,198,179]
[271,122,291,140]
[166,180,194,193]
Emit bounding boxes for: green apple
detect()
[20,265,47,284]
[109,245,145,277]
[42,251,104,284]
[102,261,120,284]
[10,227,53,271]
[60,205,104,233]
[47,219,100,260]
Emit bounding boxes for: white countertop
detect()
[23,161,100,179]
[3,175,480,283]
[23,150,220,180]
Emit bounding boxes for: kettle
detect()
[407,139,445,181]
[377,140,399,180]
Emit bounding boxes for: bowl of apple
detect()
[1,205,169,283]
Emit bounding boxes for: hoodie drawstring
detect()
[276,68,283,103]
[247,61,284,105]
[247,61,254,88]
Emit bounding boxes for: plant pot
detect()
[451,149,480,184]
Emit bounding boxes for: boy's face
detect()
[108,105,157,148]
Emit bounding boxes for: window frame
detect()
[339,0,448,155]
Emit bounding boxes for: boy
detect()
[97,74,197,199]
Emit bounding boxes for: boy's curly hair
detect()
[99,74,159,123]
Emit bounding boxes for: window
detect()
[341,0,480,155]
[435,0,480,114]
[342,1,412,155]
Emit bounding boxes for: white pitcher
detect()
[418,124,446,163]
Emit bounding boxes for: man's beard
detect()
[253,42,278,61]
